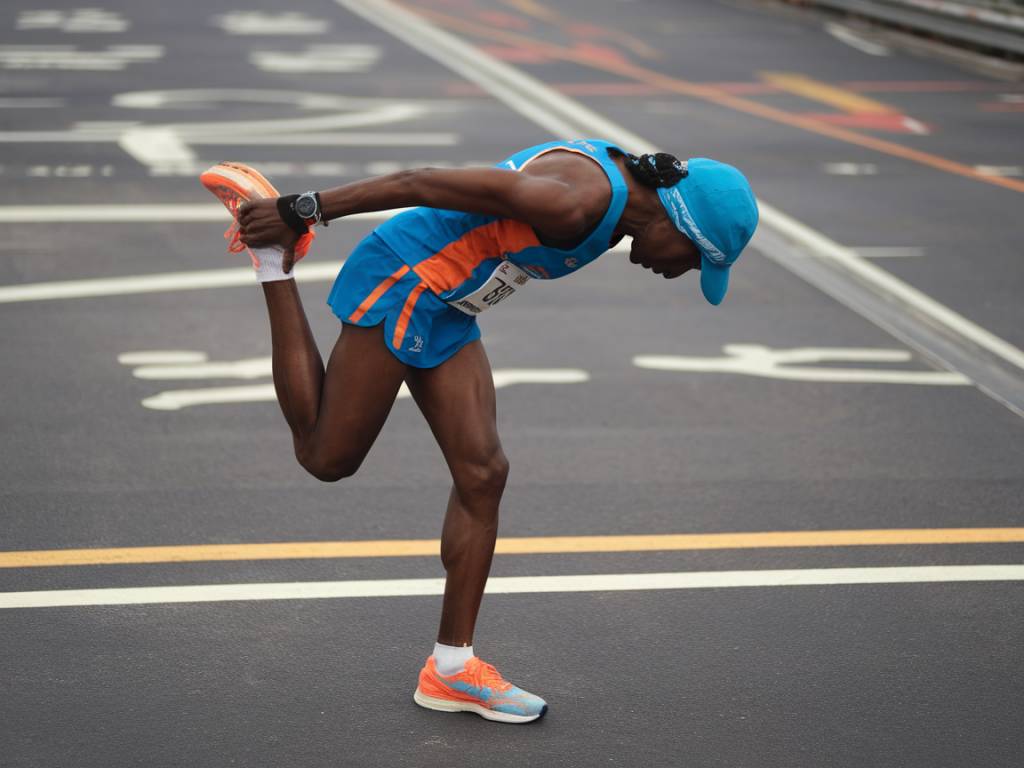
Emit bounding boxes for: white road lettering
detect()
[117,352,590,410]
[0,45,162,71]
[633,345,970,385]
[0,88,461,175]
[250,44,380,73]
[211,12,330,36]
[16,9,129,33]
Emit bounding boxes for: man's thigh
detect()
[404,340,502,469]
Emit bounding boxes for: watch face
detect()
[295,194,317,219]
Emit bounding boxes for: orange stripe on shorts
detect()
[348,264,410,323]
[393,282,428,350]
[413,219,540,294]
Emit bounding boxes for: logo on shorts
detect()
[564,257,578,269]
[409,336,424,353]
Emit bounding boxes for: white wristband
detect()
[253,248,293,283]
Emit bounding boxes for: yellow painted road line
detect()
[759,72,895,114]
[3,529,1024,568]
[404,3,1024,195]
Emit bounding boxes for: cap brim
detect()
[700,256,730,306]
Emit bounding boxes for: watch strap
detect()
[276,194,308,235]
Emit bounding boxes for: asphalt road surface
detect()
[1,1,1022,766]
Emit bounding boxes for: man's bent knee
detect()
[454,450,509,501]
[296,447,363,483]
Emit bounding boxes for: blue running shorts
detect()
[327,232,481,368]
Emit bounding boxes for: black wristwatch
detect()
[294,191,327,227]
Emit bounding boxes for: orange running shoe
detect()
[199,161,314,268]
[414,656,548,723]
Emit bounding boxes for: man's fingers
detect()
[282,248,295,274]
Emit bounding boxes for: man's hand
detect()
[238,199,302,271]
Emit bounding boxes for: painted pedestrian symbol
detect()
[633,345,970,385]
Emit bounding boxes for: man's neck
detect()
[610,154,662,239]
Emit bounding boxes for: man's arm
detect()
[237,166,587,259]
[324,167,586,237]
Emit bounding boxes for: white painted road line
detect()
[0,262,343,304]
[0,205,408,223]
[2,565,1021,609]
[334,0,1024,415]
[824,162,879,176]
[188,132,457,146]
[0,236,627,305]
[855,247,925,258]
[824,22,890,56]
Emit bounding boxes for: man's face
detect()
[629,215,701,279]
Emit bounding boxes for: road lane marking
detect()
[0,97,65,107]
[337,0,1024,418]
[187,132,457,146]
[975,165,1023,178]
[824,22,890,56]
[397,0,1024,194]
[825,162,879,175]
[759,72,930,135]
[0,45,163,71]
[3,529,1023,568]
[855,247,924,258]
[0,262,342,304]
[2,565,1022,609]
[0,228,625,304]
[0,205,408,223]
[760,72,897,114]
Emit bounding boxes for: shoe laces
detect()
[219,189,314,264]
[473,660,513,693]
[223,196,247,254]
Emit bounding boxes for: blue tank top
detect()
[372,138,629,306]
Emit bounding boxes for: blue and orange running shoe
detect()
[199,161,314,267]
[414,656,548,724]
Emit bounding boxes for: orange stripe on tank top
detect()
[393,282,428,350]
[348,264,410,323]
[413,219,540,294]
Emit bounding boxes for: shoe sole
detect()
[413,688,547,724]
[199,164,276,211]
[219,161,280,198]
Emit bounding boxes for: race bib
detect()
[446,260,531,316]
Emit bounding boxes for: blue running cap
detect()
[656,158,758,305]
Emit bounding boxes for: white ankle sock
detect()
[433,642,474,675]
[252,247,293,283]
